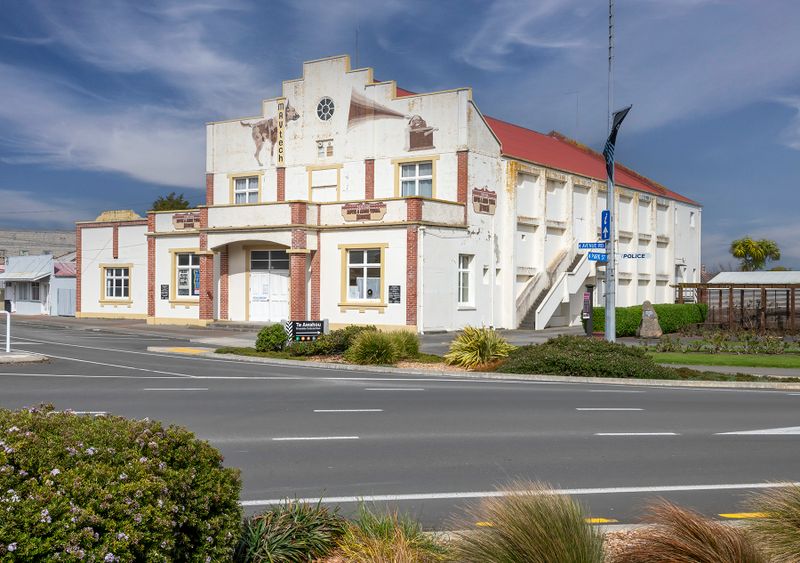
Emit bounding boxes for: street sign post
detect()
[601,210,611,241]
[588,252,609,262]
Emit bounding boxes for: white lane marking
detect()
[143,387,208,391]
[589,390,645,393]
[272,436,359,441]
[365,388,424,391]
[595,432,678,436]
[239,481,800,507]
[577,408,643,411]
[314,409,384,413]
[12,348,198,378]
[717,426,800,435]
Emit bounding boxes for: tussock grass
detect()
[344,331,400,365]
[444,326,515,369]
[332,505,450,563]
[452,481,604,563]
[610,499,767,563]
[746,484,800,562]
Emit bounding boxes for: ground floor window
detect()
[347,248,382,301]
[104,267,129,299]
[176,253,201,297]
[458,254,473,306]
[16,282,29,301]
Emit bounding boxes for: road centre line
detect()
[143,388,208,391]
[272,436,359,441]
[365,388,424,391]
[595,432,678,436]
[239,481,800,507]
[577,408,643,411]
[314,409,384,413]
[589,390,645,393]
[719,512,768,519]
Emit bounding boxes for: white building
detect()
[76,55,701,330]
[1,253,76,316]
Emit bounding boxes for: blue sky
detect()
[0,0,798,269]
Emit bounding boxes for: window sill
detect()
[169,299,199,306]
[338,302,387,312]
[457,305,477,311]
[99,299,132,305]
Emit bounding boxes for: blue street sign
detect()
[601,210,611,241]
[578,242,607,250]
[588,252,608,262]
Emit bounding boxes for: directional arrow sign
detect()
[588,252,608,262]
[578,242,607,250]
[601,210,610,241]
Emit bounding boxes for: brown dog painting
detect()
[241,100,300,166]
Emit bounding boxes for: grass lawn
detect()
[651,352,800,369]
[215,347,307,360]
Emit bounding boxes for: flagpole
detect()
[605,0,616,342]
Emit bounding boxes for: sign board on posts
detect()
[284,320,326,342]
[578,242,607,250]
[601,210,611,241]
[588,252,608,262]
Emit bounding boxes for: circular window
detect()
[316,97,335,121]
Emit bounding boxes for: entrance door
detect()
[249,250,289,322]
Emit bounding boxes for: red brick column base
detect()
[365,159,375,200]
[406,226,418,326]
[205,173,214,206]
[289,253,307,321]
[277,167,286,202]
[457,149,469,223]
[310,248,320,321]
[219,244,229,320]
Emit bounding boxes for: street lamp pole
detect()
[605,0,616,343]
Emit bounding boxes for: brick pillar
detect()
[289,202,308,320]
[310,248,320,321]
[457,149,469,223]
[205,173,214,206]
[365,159,375,200]
[219,244,229,320]
[277,167,286,202]
[147,213,155,318]
[75,225,82,314]
[198,208,213,321]
[406,200,422,327]
[112,224,119,259]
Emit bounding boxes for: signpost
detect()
[578,242,607,250]
[284,320,326,342]
[601,210,611,241]
[588,252,608,262]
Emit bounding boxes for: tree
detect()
[151,192,191,211]
[730,236,781,271]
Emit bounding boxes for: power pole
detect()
[605,0,616,342]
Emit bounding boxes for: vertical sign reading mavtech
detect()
[276,98,286,166]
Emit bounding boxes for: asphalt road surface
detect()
[2,322,799,529]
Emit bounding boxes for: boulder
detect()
[637,300,663,338]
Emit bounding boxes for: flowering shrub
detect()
[0,405,241,561]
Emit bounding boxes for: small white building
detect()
[1,253,76,316]
[76,55,702,330]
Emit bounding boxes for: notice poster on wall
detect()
[388,285,401,304]
[160,284,169,300]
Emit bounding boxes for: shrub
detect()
[610,499,767,563]
[389,331,420,360]
[235,501,346,563]
[592,303,708,337]
[256,323,289,352]
[287,325,377,357]
[444,326,515,369]
[453,481,604,563]
[497,335,676,379]
[0,405,241,561]
[746,485,800,561]
[344,331,399,365]
[334,505,449,563]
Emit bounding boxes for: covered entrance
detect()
[248,249,289,322]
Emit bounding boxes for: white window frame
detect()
[458,254,474,306]
[104,267,130,300]
[233,176,259,204]
[346,248,382,302]
[400,161,433,197]
[16,282,29,301]
[31,281,41,302]
[176,253,201,299]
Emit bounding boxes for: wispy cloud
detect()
[0,189,94,229]
[777,96,800,151]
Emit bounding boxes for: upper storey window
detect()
[233,176,259,204]
[400,161,433,197]
[317,97,335,121]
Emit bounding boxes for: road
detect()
[2,321,799,528]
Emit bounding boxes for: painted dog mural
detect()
[240,100,300,166]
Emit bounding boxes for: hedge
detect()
[592,303,708,337]
[0,405,242,561]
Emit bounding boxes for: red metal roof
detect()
[394,85,698,206]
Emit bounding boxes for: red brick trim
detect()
[112,225,119,259]
[406,198,423,221]
[310,248,320,321]
[147,214,155,317]
[198,209,213,320]
[290,253,306,321]
[290,202,307,224]
[365,159,375,200]
[205,173,214,206]
[457,150,469,204]
[406,226,418,326]
[75,225,82,314]
[277,167,286,202]
[219,244,229,320]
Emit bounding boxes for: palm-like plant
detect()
[730,237,781,271]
